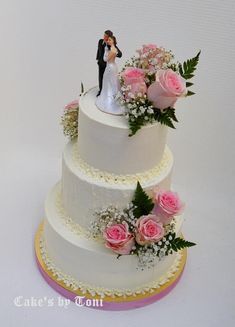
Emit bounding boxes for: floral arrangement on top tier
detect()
[61,99,79,140]
[118,44,200,136]
[60,83,84,140]
[89,182,196,269]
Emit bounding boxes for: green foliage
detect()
[178,50,201,98]
[186,90,195,97]
[128,107,179,136]
[146,73,156,86]
[128,115,149,136]
[167,63,178,72]
[171,237,196,251]
[179,50,201,80]
[132,181,154,218]
[186,81,194,87]
[80,82,84,95]
[154,108,178,129]
[167,233,196,253]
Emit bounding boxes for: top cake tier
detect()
[77,87,168,175]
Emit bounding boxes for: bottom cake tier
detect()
[34,182,187,310]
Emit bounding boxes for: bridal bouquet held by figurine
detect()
[95,30,123,115]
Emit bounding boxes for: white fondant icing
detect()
[62,140,173,228]
[78,87,168,174]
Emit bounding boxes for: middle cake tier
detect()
[61,139,174,229]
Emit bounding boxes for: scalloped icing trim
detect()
[71,139,172,185]
[40,234,183,299]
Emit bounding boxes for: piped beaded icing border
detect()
[71,140,172,185]
[55,186,102,241]
[39,233,183,299]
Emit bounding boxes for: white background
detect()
[0,0,235,326]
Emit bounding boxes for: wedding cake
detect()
[35,43,200,310]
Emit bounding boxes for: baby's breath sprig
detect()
[61,84,84,140]
[61,107,78,140]
[89,205,135,239]
[120,93,156,136]
[131,227,195,270]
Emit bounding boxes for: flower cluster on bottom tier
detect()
[39,227,184,299]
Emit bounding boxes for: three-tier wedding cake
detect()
[35,43,200,310]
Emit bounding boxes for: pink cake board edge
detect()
[35,252,185,311]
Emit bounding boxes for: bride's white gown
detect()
[96,47,123,115]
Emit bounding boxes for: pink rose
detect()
[147,69,187,109]
[135,214,165,245]
[103,222,135,255]
[121,67,147,98]
[65,99,79,110]
[121,67,145,85]
[153,190,185,225]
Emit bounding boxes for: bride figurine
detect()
[95,35,124,115]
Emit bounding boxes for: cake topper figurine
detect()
[95,30,124,115]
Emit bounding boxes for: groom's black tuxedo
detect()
[96,39,122,93]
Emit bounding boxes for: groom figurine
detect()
[96,30,122,96]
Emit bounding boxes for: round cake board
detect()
[35,221,187,311]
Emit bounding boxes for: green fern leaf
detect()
[168,108,179,122]
[186,81,194,87]
[171,237,196,252]
[186,90,195,96]
[179,50,201,80]
[132,181,154,218]
[154,108,177,129]
[160,115,176,129]
[128,116,145,136]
